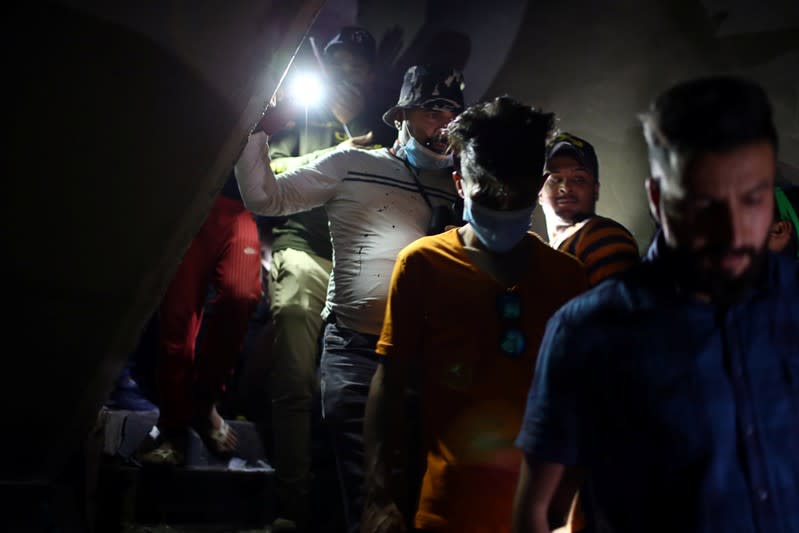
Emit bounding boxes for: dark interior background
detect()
[3,0,797,489]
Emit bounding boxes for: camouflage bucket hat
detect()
[382,65,465,127]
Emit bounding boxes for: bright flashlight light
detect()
[289,72,324,107]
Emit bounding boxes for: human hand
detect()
[252,99,293,136]
[360,499,406,533]
[330,80,366,125]
[338,131,374,150]
[376,25,403,75]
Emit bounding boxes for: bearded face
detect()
[649,141,776,304]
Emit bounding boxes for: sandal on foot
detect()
[197,418,237,457]
[138,441,184,466]
[210,419,237,452]
[210,420,231,446]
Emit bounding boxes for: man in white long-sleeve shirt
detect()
[235,64,466,533]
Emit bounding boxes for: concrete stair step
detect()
[186,419,268,468]
[101,408,269,468]
[97,408,275,529]
[96,462,275,530]
[102,407,160,460]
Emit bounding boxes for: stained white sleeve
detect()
[234,131,341,216]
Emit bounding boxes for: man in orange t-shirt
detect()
[361,96,588,533]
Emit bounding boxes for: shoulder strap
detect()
[398,156,434,209]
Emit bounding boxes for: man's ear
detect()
[452,170,465,199]
[768,220,793,252]
[593,181,600,203]
[645,177,662,225]
[394,109,406,130]
[771,220,792,234]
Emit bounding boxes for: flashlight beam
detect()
[272,16,321,106]
[309,36,328,79]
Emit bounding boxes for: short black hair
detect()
[641,75,778,181]
[448,95,555,205]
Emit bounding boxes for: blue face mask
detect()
[396,121,453,170]
[463,195,536,253]
[403,136,453,169]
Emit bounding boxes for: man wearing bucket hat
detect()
[236,64,466,533]
[538,132,641,287]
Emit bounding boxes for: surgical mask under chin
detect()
[396,121,453,170]
[463,195,535,253]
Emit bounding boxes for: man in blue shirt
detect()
[512,76,799,533]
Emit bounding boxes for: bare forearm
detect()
[512,457,577,533]
[363,362,407,501]
[512,482,551,533]
[514,506,551,533]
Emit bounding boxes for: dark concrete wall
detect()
[3,1,324,484]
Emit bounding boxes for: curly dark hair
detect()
[448,95,555,208]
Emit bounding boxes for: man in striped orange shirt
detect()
[539,133,640,287]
